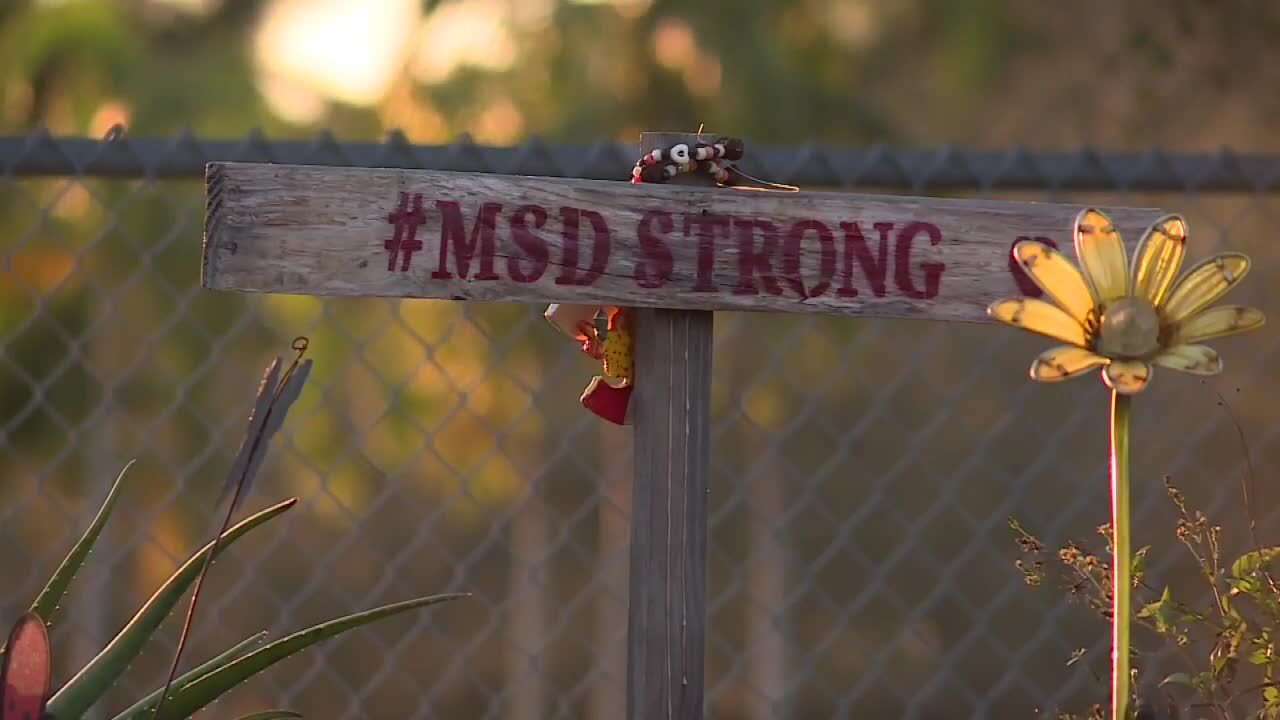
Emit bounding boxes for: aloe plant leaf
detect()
[0,613,52,720]
[154,593,469,720]
[108,632,268,720]
[233,711,302,720]
[0,461,135,668]
[33,460,135,624]
[44,498,298,719]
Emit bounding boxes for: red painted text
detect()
[383,196,962,301]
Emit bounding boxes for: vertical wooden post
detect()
[626,132,715,720]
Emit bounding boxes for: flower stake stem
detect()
[1110,389,1132,720]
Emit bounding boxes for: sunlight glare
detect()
[254,0,419,120]
[88,100,131,136]
[256,72,328,125]
[472,96,525,144]
[143,0,223,16]
[411,0,518,85]
[826,0,879,49]
[652,17,697,71]
[568,0,653,15]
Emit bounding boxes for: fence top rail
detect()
[2,128,1280,193]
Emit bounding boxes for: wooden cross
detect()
[201,131,1166,719]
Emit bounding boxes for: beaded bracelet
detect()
[630,136,745,185]
[629,135,798,192]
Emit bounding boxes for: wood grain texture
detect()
[202,160,1170,323]
[626,133,714,720]
[627,308,713,720]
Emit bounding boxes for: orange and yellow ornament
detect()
[544,303,635,425]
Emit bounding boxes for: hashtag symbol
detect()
[385,192,426,272]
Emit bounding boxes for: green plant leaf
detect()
[1137,586,1189,636]
[1132,545,1149,577]
[109,631,268,720]
[0,462,135,668]
[153,593,469,720]
[1231,547,1280,580]
[1160,672,1194,688]
[233,711,302,720]
[44,498,299,720]
[32,460,135,623]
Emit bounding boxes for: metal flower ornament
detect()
[989,208,1265,719]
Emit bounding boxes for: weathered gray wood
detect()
[202,161,1168,323]
[626,132,714,720]
[628,306,712,720]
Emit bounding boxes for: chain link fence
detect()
[2,130,1278,719]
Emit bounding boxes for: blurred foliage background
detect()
[1,0,1279,718]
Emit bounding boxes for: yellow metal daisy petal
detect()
[1029,345,1108,382]
[1161,253,1251,323]
[988,298,1088,347]
[1171,305,1266,345]
[1103,360,1151,394]
[1152,344,1222,376]
[1012,240,1097,326]
[1130,215,1187,307]
[1074,208,1129,305]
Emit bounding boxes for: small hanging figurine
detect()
[544,303,634,425]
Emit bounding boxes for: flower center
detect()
[1096,297,1161,358]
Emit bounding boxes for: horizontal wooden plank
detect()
[203,161,1171,323]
